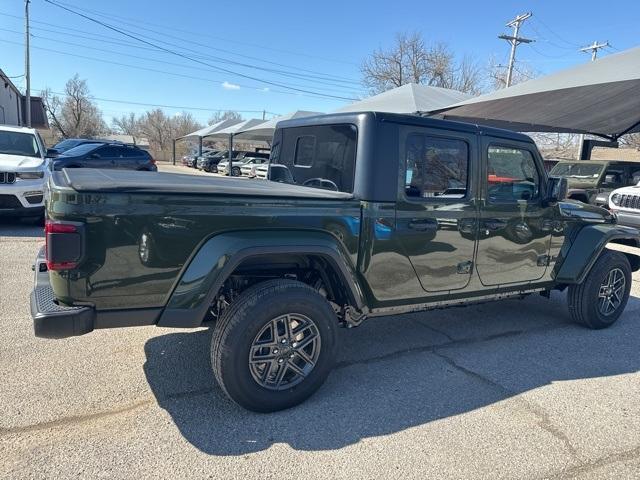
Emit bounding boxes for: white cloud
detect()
[222,81,240,90]
[261,87,270,92]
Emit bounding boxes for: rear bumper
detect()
[30,247,163,338]
[30,247,95,338]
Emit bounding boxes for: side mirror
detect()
[545,176,568,204]
[46,148,59,158]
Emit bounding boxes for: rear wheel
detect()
[568,250,632,329]
[231,166,241,176]
[211,279,338,412]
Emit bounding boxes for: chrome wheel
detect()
[598,267,626,316]
[249,313,321,391]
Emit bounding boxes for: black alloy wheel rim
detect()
[598,267,626,316]
[248,313,322,390]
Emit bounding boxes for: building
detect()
[0,68,48,129]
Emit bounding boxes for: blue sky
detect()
[1,0,639,125]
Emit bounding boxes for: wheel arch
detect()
[555,224,640,284]
[157,230,365,328]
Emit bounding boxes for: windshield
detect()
[53,139,84,153]
[60,143,102,156]
[550,162,604,179]
[0,131,41,158]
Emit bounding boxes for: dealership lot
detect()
[0,209,638,479]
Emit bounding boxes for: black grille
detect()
[621,194,640,210]
[0,195,22,209]
[0,172,16,184]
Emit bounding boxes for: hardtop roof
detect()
[275,111,533,143]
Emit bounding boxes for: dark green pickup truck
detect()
[32,112,640,412]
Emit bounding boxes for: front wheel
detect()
[211,279,338,412]
[231,166,241,176]
[568,250,632,329]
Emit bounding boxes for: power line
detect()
[530,16,581,49]
[498,12,534,87]
[35,88,281,115]
[43,0,357,101]
[0,37,350,103]
[0,27,359,96]
[50,0,359,67]
[0,11,362,90]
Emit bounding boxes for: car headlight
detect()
[611,193,621,206]
[16,171,44,180]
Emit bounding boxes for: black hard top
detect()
[57,169,354,200]
[276,111,534,143]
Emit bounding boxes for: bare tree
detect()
[137,109,202,160]
[41,75,107,139]
[361,33,482,95]
[619,133,640,149]
[112,112,140,144]
[487,55,537,91]
[208,110,243,125]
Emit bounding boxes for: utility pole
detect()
[24,0,31,127]
[577,41,609,158]
[580,40,609,61]
[262,109,265,120]
[498,12,533,88]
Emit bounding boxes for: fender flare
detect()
[554,224,640,284]
[157,230,364,327]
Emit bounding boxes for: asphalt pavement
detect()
[1,183,639,478]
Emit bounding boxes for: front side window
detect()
[404,134,469,199]
[487,146,540,203]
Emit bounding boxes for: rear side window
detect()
[404,134,469,199]
[276,124,357,193]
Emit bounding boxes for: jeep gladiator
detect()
[31,112,640,412]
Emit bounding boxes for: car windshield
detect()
[59,143,103,156]
[53,139,84,152]
[0,131,41,157]
[550,162,604,178]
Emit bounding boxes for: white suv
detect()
[0,125,48,219]
[608,181,640,228]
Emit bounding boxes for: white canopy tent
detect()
[234,111,323,142]
[333,83,472,114]
[433,46,640,141]
[172,118,243,163]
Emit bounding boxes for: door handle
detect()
[408,219,437,232]
[484,219,507,231]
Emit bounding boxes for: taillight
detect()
[45,221,82,270]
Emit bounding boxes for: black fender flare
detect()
[554,224,640,284]
[158,230,365,327]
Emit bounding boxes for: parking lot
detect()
[1,190,640,478]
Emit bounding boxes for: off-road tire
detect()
[211,279,338,412]
[568,250,632,329]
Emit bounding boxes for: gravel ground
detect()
[1,179,639,479]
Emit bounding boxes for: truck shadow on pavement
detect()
[143,290,640,456]
[0,218,44,238]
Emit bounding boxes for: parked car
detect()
[31,112,640,413]
[609,181,640,228]
[240,157,269,177]
[51,143,157,171]
[252,163,295,183]
[49,138,123,157]
[198,150,232,171]
[219,156,268,176]
[0,125,48,219]
[549,160,640,205]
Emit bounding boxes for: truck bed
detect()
[56,169,354,200]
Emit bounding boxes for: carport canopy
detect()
[333,83,472,114]
[234,111,323,142]
[177,118,243,141]
[433,46,640,140]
